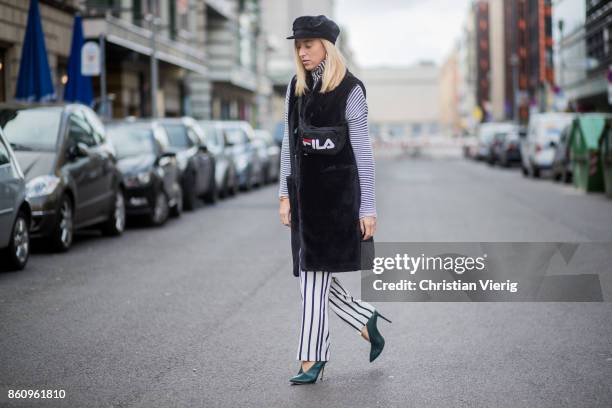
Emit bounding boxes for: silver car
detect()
[0,127,31,270]
[253,129,280,183]
[521,112,575,178]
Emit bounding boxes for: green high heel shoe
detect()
[289,361,326,384]
[366,310,392,362]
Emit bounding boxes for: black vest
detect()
[286,69,372,277]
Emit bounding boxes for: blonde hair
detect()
[293,39,347,96]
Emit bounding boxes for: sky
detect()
[334,0,473,68]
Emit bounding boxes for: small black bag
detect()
[297,96,347,155]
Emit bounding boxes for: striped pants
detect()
[297,269,376,362]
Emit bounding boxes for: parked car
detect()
[491,126,524,167]
[475,122,516,162]
[253,129,280,183]
[272,121,284,147]
[198,120,238,198]
[217,121,264,190]
[521,112,575,178]
[461,131,479,159]
[551,123,573,183]
[158,118,217,209]
[0,127,31,270]
[107,121,183,226]
[0,103,125,252]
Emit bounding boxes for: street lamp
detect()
[144,13,161,118]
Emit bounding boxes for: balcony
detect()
[83,15,207,75]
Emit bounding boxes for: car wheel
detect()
[170,184,183,218]
[2,211,30,271]
[563,170,572,184]
[253,167,262,187]
[50,195,74,252]
[183,171,197,211]
[261,166,269,185]
[229,173,238,196]
[501,155,509,167]
[521,164,528,177]
[149,189,169,226]
[101,189,126,236]
[242,169,253,192]
[202,171,218,204]
[219,172,229,199]
[532,165,540,178]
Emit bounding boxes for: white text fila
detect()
[303,138,335,150]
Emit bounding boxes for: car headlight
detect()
[26,175,61,198]
[125,171,152,187]
[236,155,249,169]
[137,171,152,185]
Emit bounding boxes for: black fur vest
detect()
[286,69,371,277]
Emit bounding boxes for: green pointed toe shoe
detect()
[289,361,326,384]
[366,310,392,362]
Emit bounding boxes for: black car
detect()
[198,120,238,198]
[551,124,572,183]
[107,121,183,226]
[0,104,125,252]
[158,118,217,209]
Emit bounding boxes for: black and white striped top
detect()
[278,59,377,218]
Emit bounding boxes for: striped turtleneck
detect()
[310,58,326,83]
[278,59,377,219]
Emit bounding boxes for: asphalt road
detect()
[1,151,611,407]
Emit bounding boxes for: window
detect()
[153,127,170,153]
[168,0,177,40]
[56,56,68,100]
[82,107,106,144]
[0,48,5,102]
[188,123,207,143]
[133,0,143,26]
[0,107,62,150]
[106,126,155,159]
[163,124,192,149]
[85,0,121,18]
[178,0,190,37]
[68,114,96,147]
[0,137,10,165]
[224,128,248,145]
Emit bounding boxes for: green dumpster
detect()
[568,114,611,193]
[602,119,612,198]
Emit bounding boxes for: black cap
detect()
[286,15,340,44]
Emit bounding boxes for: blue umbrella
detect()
[15,0,55,102]
[63,15,93,105]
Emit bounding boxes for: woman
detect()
[278,15,391,385]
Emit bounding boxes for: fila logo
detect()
[303,138,335,149]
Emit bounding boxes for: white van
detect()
[475,122,518,161]
[521,112,575,177]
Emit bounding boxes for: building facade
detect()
[439,47,460,135]
[489,0,506,120]
[474,1,491,120]
[0,0,80,103]
[457,4,478,133]
[581,0,611,110]
[1,0,275,128]
[553,0,587,110]
[83,0,209,118]
[362,63,440,140]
